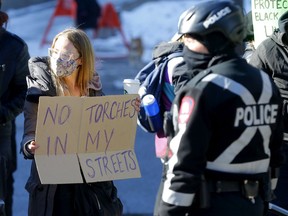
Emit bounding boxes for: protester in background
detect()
[159,1,285,216]
[0,1,30,215]
[21,27,140,216]
[74,0,101,37]
[250,10,288,215]
[242,11,255,62]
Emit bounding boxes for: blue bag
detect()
[135,52,182,133]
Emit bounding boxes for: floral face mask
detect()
[48,48,80,78]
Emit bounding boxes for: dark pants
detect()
[268,144,288,215]
[5,120,16,216]
[189,191,264,216]
[53,184,75,216]
[0,156,7,216]
[0,122,12,216]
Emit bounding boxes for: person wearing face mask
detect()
[249,10,288,215]
[0,1,30,215]
[20,28,140,216]
[158,1,285,216]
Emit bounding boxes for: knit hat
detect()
[278,11,288,33]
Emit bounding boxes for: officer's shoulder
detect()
[178,75,206,95]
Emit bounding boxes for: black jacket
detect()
[250,31,288,98]
[21,57,108,216]
[0,28,30,124]
[250,30,288,141]
[159,56,285,215]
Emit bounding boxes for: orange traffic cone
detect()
[98,3,120,28]
[40,0,77,47]
[95,3,130,49]
[54,0,76,17]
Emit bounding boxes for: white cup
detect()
[123,79,140,94]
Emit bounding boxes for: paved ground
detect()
[13,58,162,216]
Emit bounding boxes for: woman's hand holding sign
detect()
[27,140,40,155]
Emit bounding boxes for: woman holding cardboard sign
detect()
[21,28,140,216]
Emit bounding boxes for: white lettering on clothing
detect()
[196,72,277,170]
[234,104,278,127]
[203,7,232,29]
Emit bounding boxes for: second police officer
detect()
[159,1,285,216]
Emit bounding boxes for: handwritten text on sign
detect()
[252,0,287,48]
[35,95,141,184]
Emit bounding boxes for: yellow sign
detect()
[35,95,141,184]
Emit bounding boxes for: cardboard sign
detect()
[35,95,141,184]
[252,0,287,48]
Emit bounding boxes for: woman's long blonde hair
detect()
[51,28,95,96]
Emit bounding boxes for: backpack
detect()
[135,51,183,133]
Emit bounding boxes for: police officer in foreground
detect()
[158,1,285,216]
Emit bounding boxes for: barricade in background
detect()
[40,0,76,47]
[39,1,130,59]
[94,3,130,50]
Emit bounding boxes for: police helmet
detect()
[178,1,246,51]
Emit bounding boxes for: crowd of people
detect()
[0,0,288,216]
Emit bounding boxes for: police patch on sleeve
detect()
[178,96,194,124]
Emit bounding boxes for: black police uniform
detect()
[159,56,285,216]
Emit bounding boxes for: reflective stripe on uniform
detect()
[162,180,195,206]
[203,71,273,173]
[207,158,270,173]
[162,123,196,206]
